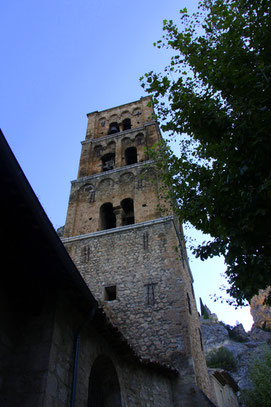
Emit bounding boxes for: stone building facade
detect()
[63,97,214,404]
[0,129,178,407]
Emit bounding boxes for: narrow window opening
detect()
[122,118,131,131]
[199,328,203,351]
[108,122,119,135]
[101,153,115,172]
[100,203,116,230]
[121,198,134,225]
[143,232,149,250]
[104,286,116,301]
[125,147,137,166]
[187,292,192,315]
[81,246,90,263]
[145,283,157,306]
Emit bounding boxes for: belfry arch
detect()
[121,198,134,225]
[100,203,116,230]
[125,146,137,166]
[88,355,122,407]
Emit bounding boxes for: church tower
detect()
[62,96,212,402]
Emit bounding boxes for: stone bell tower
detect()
[62,96,212,402]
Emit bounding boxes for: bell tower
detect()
[62,96,212,402]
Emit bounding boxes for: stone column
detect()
[115,137,122,168]
[113,206,124,228]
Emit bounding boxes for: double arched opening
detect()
[100,198,134,230]
[88,355,122,407]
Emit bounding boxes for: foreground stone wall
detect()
[63,217,211,398]
[44,291,175,407]
[0,287,55,407]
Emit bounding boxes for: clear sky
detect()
[1,0,253,330]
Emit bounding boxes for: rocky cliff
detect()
[250,287,271,330]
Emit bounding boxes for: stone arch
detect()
[122,118,131,131]
[108,122,120,135]
[98,117,107,129]
[125,146,137,165]
[107,140,116,151]
[132,108,141,116]
[97,178,115,193]
[121,198,134,225]
[101,152,115,171]
[88,355,122,407]
[119,172,134,185]
[135,133,144,146]
[121,136,132,146]
[121,109,130,118]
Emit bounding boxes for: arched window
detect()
[100,203,116,230]
[122,118,131,131]
[121,198,134,225]
[101,153,115,172]
[108,122,120,135]
[125,147,137,166]
[88,355,122,407]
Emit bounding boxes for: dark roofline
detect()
[0,129,98,310]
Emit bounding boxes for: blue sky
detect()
[1,0,253,329]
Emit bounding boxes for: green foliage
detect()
[241,345,271,407]
[200,297,209,319]
[141,0,271,306]
[206,346,237,371]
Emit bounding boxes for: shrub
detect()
[241,345,271,407]
[206,347,237,372]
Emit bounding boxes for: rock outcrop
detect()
[250,287,271,329]
[201,317,271,391]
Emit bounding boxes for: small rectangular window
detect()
[104,285,117,301]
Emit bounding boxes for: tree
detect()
[241,345,271,407]
[206,346,237,372]
[141,0,271,306]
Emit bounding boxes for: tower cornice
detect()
[81,121,157,145]
[71,160,156,185]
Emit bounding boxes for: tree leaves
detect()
[141,0,271,306]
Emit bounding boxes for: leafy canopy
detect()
[141,0,271,306]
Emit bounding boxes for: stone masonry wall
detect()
[44,290,175,407]
[63,217,211,397]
